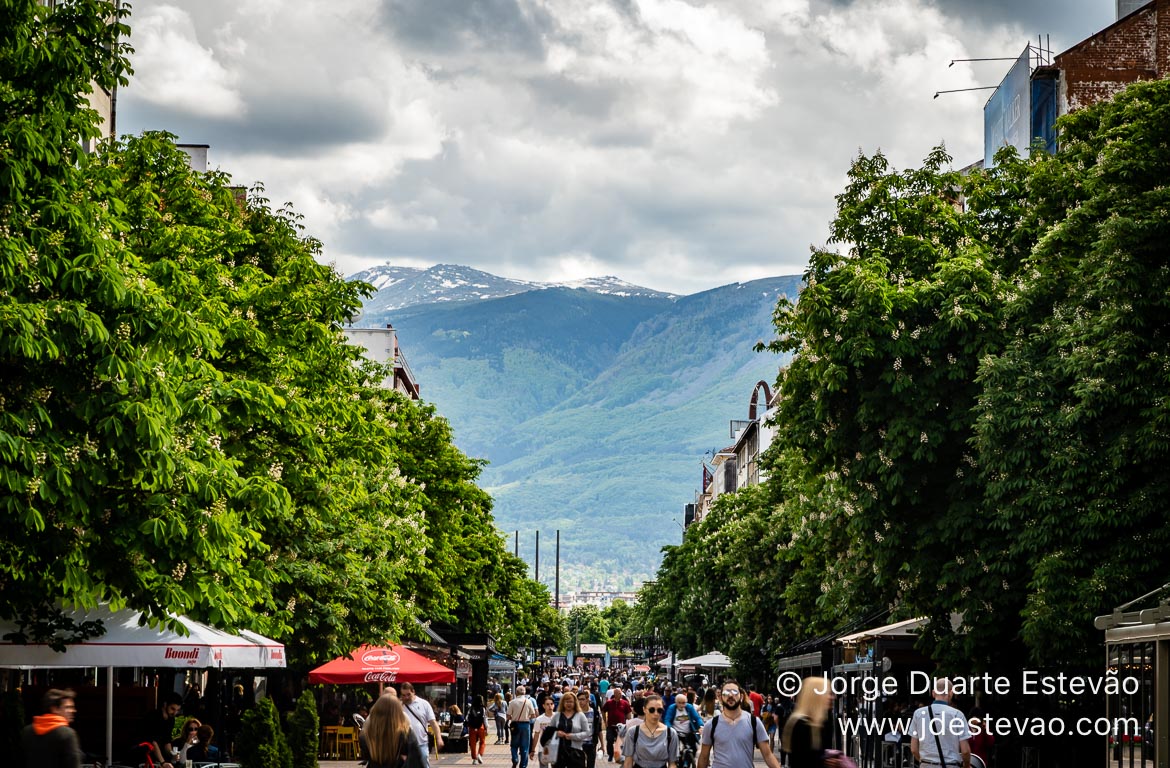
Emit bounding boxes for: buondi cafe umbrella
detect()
[309,644,456,685]
[0,604,286,669]
[0,603,287,767]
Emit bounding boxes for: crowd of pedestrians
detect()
[14,669,993,768]
[486,669,796,768]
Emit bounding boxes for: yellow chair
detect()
[321,725,341,759]
[336,726,359,760]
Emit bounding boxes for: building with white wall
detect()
[344,325,421,399]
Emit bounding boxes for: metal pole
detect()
[105,666,113,768]
[515,530,519,557]
[535,530,540,583]
[555,530,560,610]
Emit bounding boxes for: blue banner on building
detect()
[984,46,1032,167]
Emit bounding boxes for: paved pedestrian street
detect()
[319,740,772,768]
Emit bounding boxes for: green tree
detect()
[759,145,1036,669]
[78,132,434,661]
[0,0,552,665]
[287,689,320,768]
[0,0,275,637]
[236,697,293,768]
[631,515,730,661]
[567,605,609,648]
[494,560,568,656]
[970,78,1170,663]
[92,132,561,663]
[641,79,1170,676]
[600,599,632,647]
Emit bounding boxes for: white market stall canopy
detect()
[835,617,926,645]
[674,650,732,669]
[835,613,963,646]
[0,603,285,768]
[0,603,286,669]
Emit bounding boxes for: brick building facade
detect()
[1055,0,1170,112]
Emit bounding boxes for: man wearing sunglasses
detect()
[696,682,781,768]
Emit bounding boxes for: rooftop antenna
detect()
[948,57,1017,67]
[933,86,998,99]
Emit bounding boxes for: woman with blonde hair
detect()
[540,691,589,768]
[172,717,202,763]
[781,678,839,768]
[490,692,508,744]
[361,693,426,768]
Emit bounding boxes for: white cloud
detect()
[540,251,612,283]
[368,203,440,233]
[117,0,1111,294]
[129,5,244,118]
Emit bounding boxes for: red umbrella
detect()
[309,645,455,685]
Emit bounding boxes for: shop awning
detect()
[0,603,285,669]
[488,653,518,673]
[836,617,926,645]
[674,651,732,669]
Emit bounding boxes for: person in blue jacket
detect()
[664,694,704,758]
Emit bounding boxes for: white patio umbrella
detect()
[674,650,732,669]
[0,603,286,766]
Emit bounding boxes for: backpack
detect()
[707,713,760,753]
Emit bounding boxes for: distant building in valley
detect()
[344,325,422,399]
[559,591,639,610]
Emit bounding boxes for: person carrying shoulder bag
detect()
[543,692,590,768]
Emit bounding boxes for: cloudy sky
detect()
[118,0,1116,295]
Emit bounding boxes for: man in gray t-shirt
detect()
[696,681,781,768]
[910,679,971,768]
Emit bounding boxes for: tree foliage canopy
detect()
[0,0,552,665]
[635,78,1170,676]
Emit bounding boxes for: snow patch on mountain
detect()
[349,264,677,312]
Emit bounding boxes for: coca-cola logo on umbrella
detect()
[362,649,401,666]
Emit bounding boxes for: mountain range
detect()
[349,264,801,593]
[348,264,677,313]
